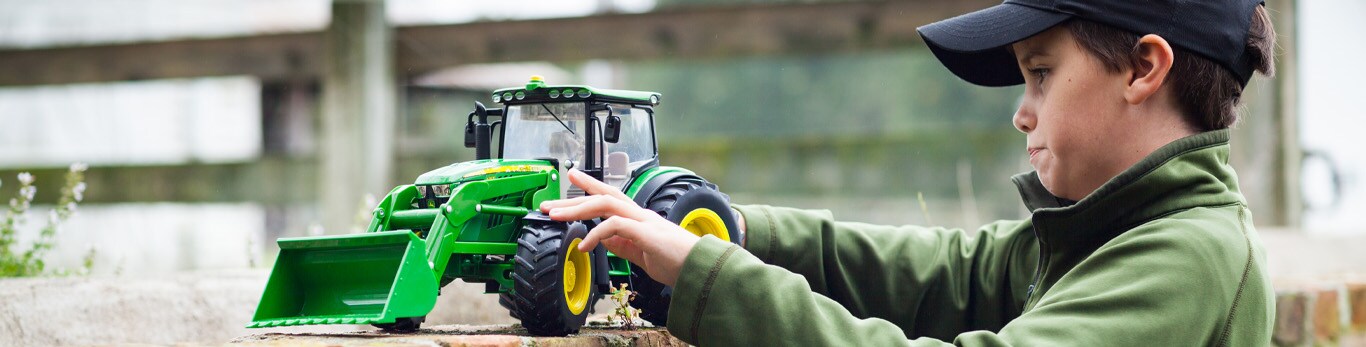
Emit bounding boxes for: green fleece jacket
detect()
[664,130,1274,346]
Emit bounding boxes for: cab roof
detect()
[491,76,661,106]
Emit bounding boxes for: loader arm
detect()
[424,171,560,285]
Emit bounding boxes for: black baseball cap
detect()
[916,0,1265,87]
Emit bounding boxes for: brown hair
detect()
[1065,5,1276,131]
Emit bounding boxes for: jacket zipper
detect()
[1024,225,1048,311]
[1024,255,1045,310]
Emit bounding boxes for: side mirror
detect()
[465,102,489,148]
[590,103,621,144]
[467,101,502,159]
[461,120,478,146]
[463,121,476,148]
[604,115,622,143]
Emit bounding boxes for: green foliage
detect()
[621,49,1033,227]
[0,163,90,277]
[657,0,845,9]
[628,49,1022,142]
[606,283,642,330]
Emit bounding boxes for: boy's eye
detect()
[1028,67,1050,84]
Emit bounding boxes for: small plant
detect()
[606,283,642,330]
[0,163,89,277]
[917,191,932,225]
[353,193,378,233]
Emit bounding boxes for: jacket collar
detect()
[1011,129,1246,251]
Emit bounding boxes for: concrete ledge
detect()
[0,270,527,346]
[229,324,685,347]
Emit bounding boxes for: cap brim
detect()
[917,3,1071,87]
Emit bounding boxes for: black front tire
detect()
[508,221,599,336]
[498,292,520,320]
[372,316,424,332]
[631,177,742,327]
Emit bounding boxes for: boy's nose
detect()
[1013,107,1036,133]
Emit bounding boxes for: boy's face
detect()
[1010,26,1134,201]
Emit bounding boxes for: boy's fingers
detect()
[547,196,618,221]
[538,195,595,212]
[578,216,646,252]
[549,195,657,221]
[600,237,645,265]
[567,169,630,200]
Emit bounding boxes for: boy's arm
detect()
[729,204,1037,338]
[666,216,1250,346]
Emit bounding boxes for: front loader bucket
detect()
[247,230,438,328]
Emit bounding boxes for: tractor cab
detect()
[466,76,662,189]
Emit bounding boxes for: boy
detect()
[542,0,1277,344]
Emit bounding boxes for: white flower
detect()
[69,163,88,172]
[17,172,33,185]
[73,182,86,202]
[66,202,77,213]
[48,209,59,225]
[22,186,36,201]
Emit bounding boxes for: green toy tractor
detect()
[246,76,741,336]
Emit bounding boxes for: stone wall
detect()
[1274,278,1366,346]
[3,230,1366,346]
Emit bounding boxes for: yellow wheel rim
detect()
[562,238,592,315]
[679,208,731,242]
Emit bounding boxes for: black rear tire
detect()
[508,221,599,336]
[631,177,742,327]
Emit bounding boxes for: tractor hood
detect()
[414,159,555,186]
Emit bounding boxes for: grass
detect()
[0,163,91,277]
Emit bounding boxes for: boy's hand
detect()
[539,169,701,287]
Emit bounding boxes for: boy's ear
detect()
[1125,34,1176,106]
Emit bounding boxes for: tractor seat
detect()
[605,152,630,188]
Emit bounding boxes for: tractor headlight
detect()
[416,184,453,208]
[431,184,451,197]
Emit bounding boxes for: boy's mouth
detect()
[1028,147,1044,159]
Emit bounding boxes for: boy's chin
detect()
[1039,176,1090,202]
[1037,173,1067,199]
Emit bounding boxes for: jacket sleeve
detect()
[693,204,1039,341]
[665,206,1254,346]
